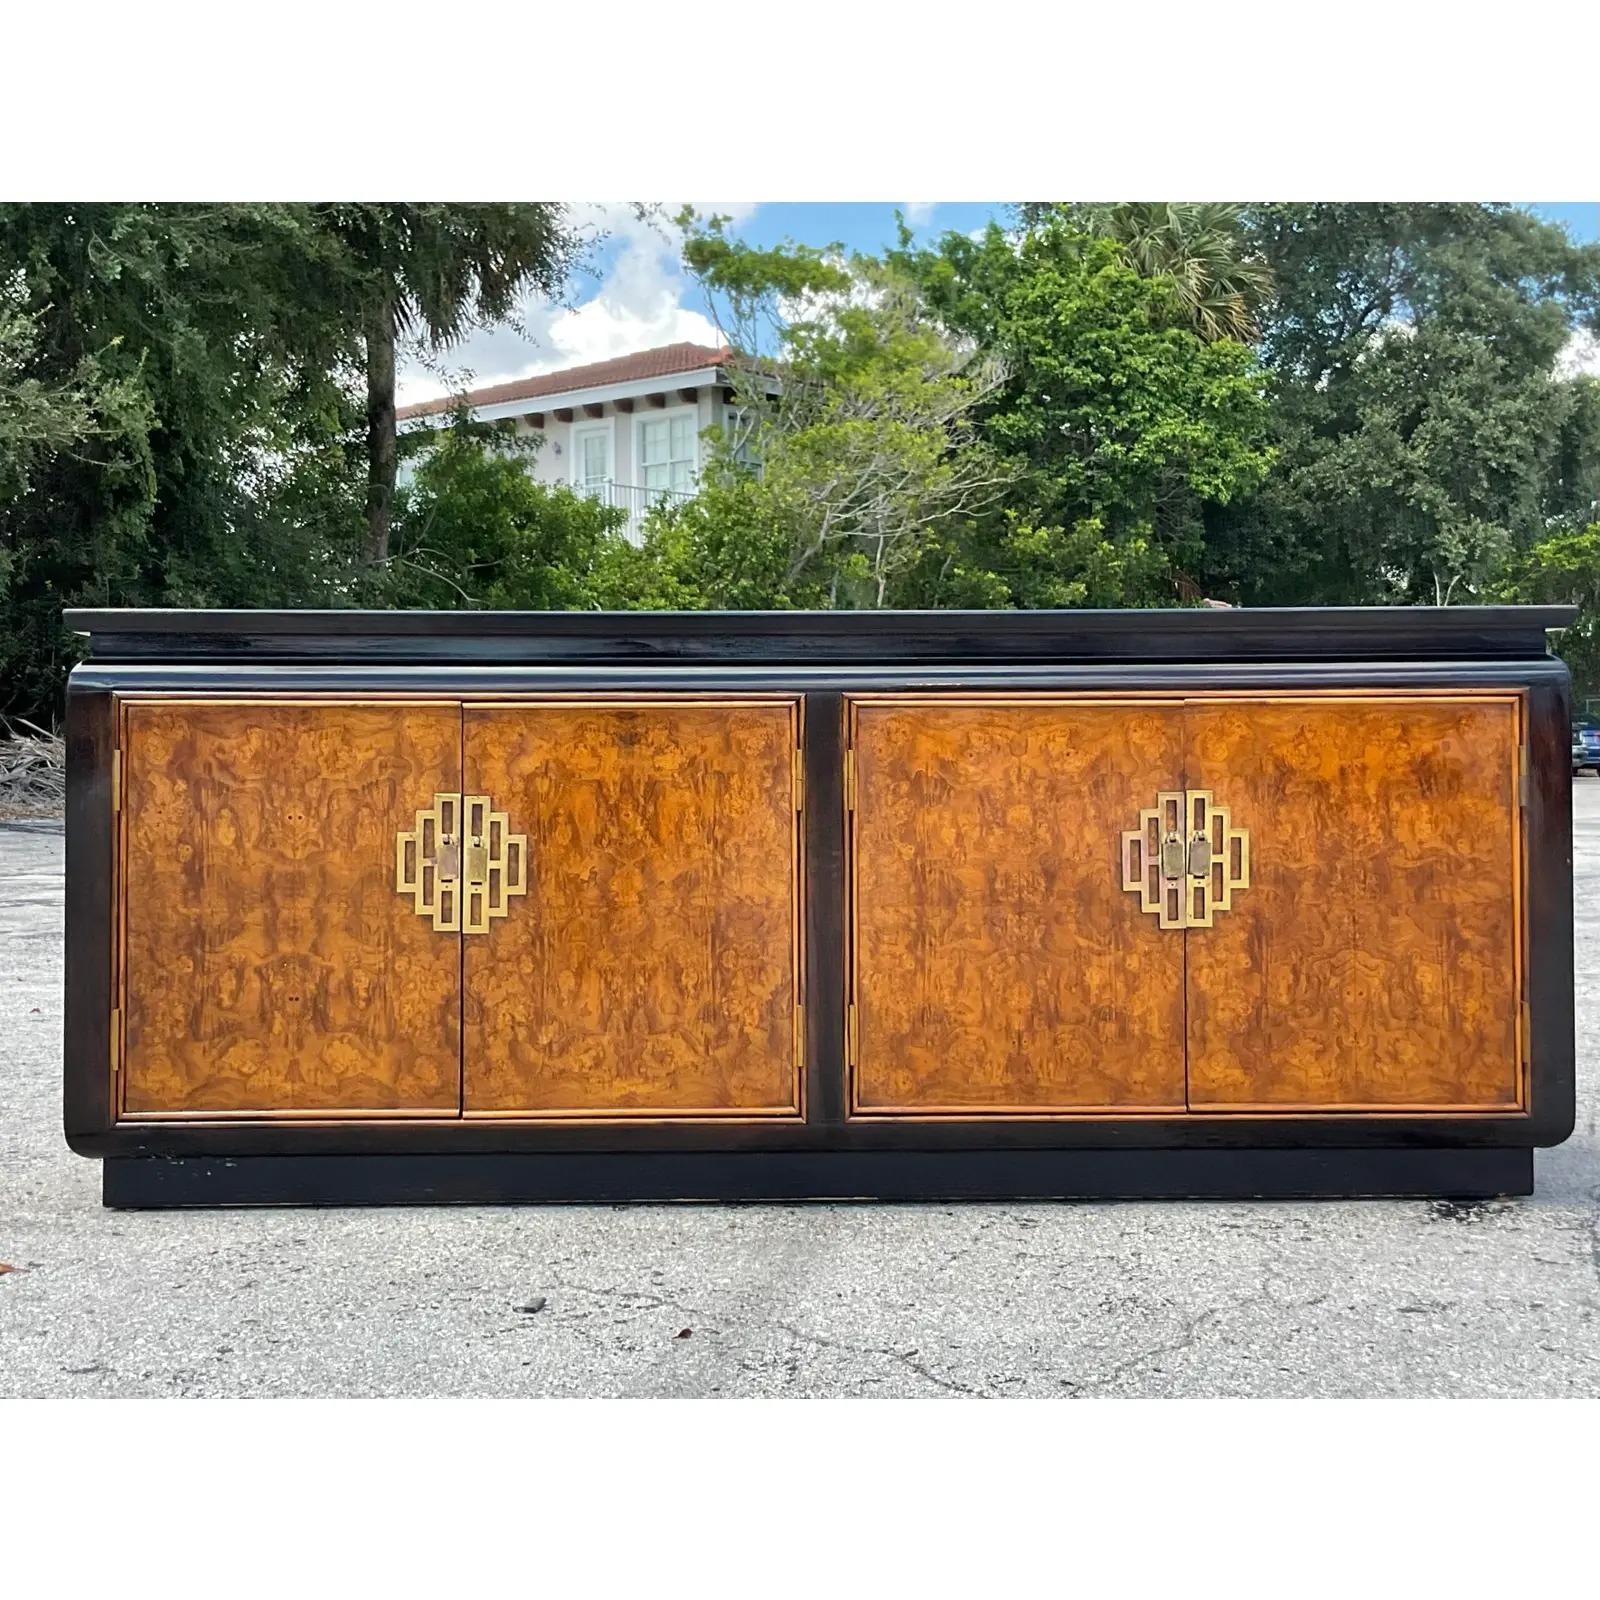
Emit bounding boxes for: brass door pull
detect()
[1122,789,1249,928]
[397,792,528,934]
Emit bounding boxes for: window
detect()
[721,405,762,473]
[572,423,612,494]
[637,410,697,495]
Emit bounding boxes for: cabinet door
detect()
[463,700,802,1116]
[1184,696,1524,1111]
[849,699,1188,1114]
[120,700,463,1115]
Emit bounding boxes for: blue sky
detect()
[729,201,1599,250]
[397,202,1600,405]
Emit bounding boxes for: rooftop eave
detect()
[398,366,729,431]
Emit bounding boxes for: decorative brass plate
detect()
[396,792,528,934]
[1182,789,1249,928]
[1121,790,1189,928]
[1121,788,1249,928]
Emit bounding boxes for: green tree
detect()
[892,220,1273,605]
[1208,203,1600,605]
[0,290,106,504]
[0,203,367,718]
[1492,518,1600,700]
[679,217,1013,606]
[1021,202,1273,343]
[584,463,834,611]
[386,417,627,608]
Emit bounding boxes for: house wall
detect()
[511,383,723,489]
[398,381,728,518]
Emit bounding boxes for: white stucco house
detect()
[396,341,747,541]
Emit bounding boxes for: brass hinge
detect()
[109,1006,121,1082]
[794,1002,806,1069]
[1519,751,1531,811]
[846,1001,858,1068]
[111,749,122,813]
[793,745,804,812]
[844,748,857,813]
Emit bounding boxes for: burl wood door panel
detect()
[849,699,1188,1114]
[463,701,802,1116]
[120,700,462,1115]
[1184,696,1524,1111]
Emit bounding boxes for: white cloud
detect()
[1556,329,1600,379]
[902,202,937,227]
[395,202,756,406]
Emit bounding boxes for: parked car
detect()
[1573,717,1600,775]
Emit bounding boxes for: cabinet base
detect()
[101,1146,1535,1208]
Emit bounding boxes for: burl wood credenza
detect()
[61,606,1576,1207]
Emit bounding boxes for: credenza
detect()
[61,606,1577,1205]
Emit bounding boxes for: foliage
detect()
[1020,202,1273,343]
[0,203,585,719]
[384,418,627,609]
[890,220,1273,604]
[1203,204,1600,606]
[0,290,103,504]
[1492,519,1600,700]
[585,463,829,611]
[299,204,580,564]
[4,201,1600,722]
[0,203,370,719]
[893,513,1174,609]
[680,217,1014,605]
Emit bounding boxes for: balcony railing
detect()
[577,479,694,544]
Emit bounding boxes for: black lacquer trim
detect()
[102,1148,1535,1207]
[62,682,116,1149]
[65,605,1576,665]
[67,658,1573,697]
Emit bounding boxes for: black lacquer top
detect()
[65,605,1577,666]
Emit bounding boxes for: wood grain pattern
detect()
[850,699,1188,1113]
[463,701,801,1115]
[1184,696,1523,1110]
[121,700,463,1114]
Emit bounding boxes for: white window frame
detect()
[721,403,762,472]
[569,418,615,494]
[632,403,700,497]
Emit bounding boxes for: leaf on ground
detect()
[675,1327,693,1339]
[0,1263,14,1275]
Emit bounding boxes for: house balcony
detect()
[577,480,694,544]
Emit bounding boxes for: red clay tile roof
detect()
[396,341,733,420]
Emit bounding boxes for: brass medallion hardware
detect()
[396,792,528,935]
[1121,789,1250,928]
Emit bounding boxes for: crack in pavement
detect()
[538,1278,987,1396]
[771,1320,985,1397]
[1067,1282,1327,1396]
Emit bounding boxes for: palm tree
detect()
[312,205,581,566]
[1040,203,1273,344]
